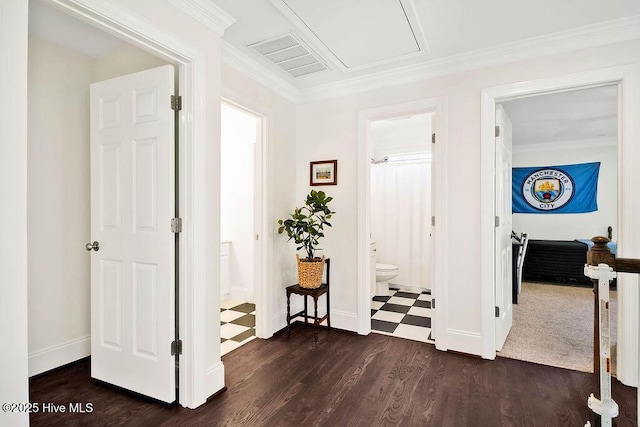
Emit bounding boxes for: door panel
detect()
[90,64,175,403]
[495,104,513,351]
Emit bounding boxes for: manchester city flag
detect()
[512,162,600,214]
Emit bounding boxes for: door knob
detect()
[85,241,100,252]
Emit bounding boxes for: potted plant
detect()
[278,190,335,288]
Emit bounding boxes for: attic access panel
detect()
[275,0,426,71]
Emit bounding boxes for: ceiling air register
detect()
[249,33,328,78]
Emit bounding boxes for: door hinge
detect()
[171,95,182,111]
[431,133,436,144]
[495,216,500,227]
[431,216,435,226]
[495,126,501,137]
[495,306,500,318]
[171,217,182,233]
[171,339,182,355]
[431,298,435,309]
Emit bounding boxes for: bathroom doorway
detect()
[220,101,263,355]
[368,112,435,344]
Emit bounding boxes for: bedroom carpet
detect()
[498,281,617,375]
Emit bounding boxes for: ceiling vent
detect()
[248,34,328,78]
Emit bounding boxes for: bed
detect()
[522,239,617,285]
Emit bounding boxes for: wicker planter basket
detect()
[297,254,325,289]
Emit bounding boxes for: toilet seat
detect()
[376,263,398,272]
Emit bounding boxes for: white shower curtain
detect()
[371,161,431,290]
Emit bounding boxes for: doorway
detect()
[368,113,435,344]
[357,98,448,351]
[496,85,619,372]
[480,65,640,388]
[25,0,208,407]
[219,101,265,355]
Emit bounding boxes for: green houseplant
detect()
[278,190,335,288]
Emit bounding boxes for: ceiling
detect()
[29,0,124,58]
[212,0,640,89]
[28,1,620,147]
[501,85,618,146]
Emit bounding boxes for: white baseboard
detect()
[204,361,225,399]
[445,329,483,356]
[29,335,90,377]
[330,310,358,332]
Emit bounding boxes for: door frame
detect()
[220,95,269,339]
[480,64,640,388]
[357,97,449,351]
[42,0,210,408]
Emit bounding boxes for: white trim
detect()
[168,0,235,37]
[446,329,483,355]
[28,336,91,377]
[357,98,448,352]
[204,361,225,398]
[43,0,214,408]
[480,65,640,390]
[0,3,30,423]
[330,310,359,332]
[220,93,271,340]
[222,41,299,103]
[299,14,640,103]
[512,137,617,154]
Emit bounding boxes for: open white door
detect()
[429,113,436,341]
[89,65,176,402]
[494,104,513,351]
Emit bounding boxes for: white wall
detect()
[27,36,170,376]
[512,139,617,241]
[222,63,298,335]
[221,103,255,302]
[27,37,94,376]
[295,38,640,352]
[0,0,30,425]
[91,43,168,82]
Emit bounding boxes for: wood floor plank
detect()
[29,325,637,426]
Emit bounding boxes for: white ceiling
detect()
[28,0,622,141]
[501,85,618,146]
[213,0,640,88]
[28,0,124,58]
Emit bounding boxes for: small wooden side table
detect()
[286,258,330,342]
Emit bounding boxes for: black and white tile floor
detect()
[371,289,435,344]
[220,300,256,356]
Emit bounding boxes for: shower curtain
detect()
[371,161,431,290]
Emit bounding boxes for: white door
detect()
[494,104,513,351]
[89,65,176,402]
[429,114,436,340]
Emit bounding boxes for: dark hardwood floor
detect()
[30,325,637,426]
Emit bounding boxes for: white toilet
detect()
[375,263,399,296]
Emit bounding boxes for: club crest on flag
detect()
[522,168,574,211]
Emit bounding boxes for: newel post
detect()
[585,236,614,427]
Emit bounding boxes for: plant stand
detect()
[286,258,330,342]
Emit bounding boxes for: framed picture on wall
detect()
[310,160,338,186]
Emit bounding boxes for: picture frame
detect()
[310,160,338,186]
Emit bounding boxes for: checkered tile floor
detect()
[371,289,435,344]
[220,300,256,356]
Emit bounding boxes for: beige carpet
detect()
[498,281,617,374]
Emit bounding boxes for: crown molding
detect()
[297,14,640,103]
[168,0,235,37]
[221,41,300,103]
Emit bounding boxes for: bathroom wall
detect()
[221,103,256,302]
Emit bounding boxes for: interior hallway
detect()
[29,327,637,426]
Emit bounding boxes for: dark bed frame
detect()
[522,239,592,285]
